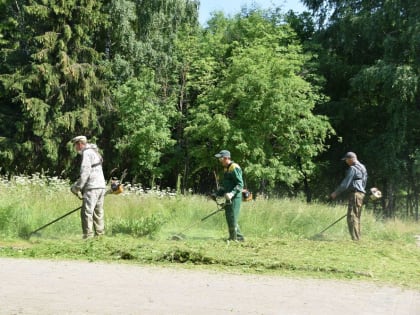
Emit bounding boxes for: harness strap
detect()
[83,147,103,168]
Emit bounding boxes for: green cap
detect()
[215,150,231,158]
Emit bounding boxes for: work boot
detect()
[225,237,245,243]
[225,236,245,242]
[236,227,244,242]
[228,228,237,241]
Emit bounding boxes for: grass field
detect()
[0,174,419,289]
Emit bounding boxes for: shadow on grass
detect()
[307,233,338,242]
[167,232,220,241]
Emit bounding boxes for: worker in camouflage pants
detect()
[331,152,367,241]
[71,136,106,239]
[214,150,244,241]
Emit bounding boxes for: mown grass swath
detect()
[0,174,419,289]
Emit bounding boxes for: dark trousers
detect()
[225,197,244,240]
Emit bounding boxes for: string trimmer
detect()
[170,199,227,241]
[27,205,83,238]
[310,213,347,239]
[27,173,126,239]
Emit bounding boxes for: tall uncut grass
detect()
[0,173,418,243]
[1,174,420,288]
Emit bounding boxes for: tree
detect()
[100,0,140,85]
[114,69,175,184]
[186,10,334,197]
[302,0,420,216]
[0,0,110,175]
[101,0,201,188]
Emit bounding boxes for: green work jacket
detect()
[217,162,244,199]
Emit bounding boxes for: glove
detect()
[70,185,79,195]
[225,192,234,201]
[71,185,83,200]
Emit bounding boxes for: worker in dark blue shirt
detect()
[331,152,367,240]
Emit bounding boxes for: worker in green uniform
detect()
[214,150,245,242]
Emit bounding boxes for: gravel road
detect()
[0,258,419,315]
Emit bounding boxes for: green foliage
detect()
[350,61,418,177]
[114,70,176,182]
[0,0,111,174]
[99,0,202,190]
[0,205,13,230]
[186,10,334,192]
[0,0,418,220]
[101,0,139,85]
[300,0,420,216]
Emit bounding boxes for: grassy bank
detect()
[0,174,419,289]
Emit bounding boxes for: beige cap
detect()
[71,135,87,144]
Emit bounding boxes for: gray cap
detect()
[341,152,357,160]
[71,135,87,144]
[215,150,231,158]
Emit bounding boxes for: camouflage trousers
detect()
[81,188,106,238]
[347,192,365,241]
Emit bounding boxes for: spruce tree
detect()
[0,0,110,175]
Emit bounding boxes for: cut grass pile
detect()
[1,235,419,289]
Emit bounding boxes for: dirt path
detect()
[0,258,419,315]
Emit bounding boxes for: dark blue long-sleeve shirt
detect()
[334,161,367,195]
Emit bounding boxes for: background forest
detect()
[0,0,418,219]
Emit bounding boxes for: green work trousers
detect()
[347,192,365,241]
[225,196,244,241]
